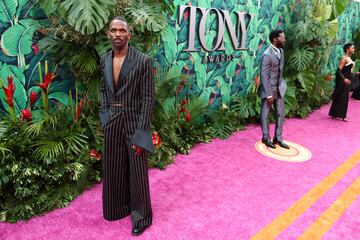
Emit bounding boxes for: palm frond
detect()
[68,50,98,76]
[64,132,89,155]
[32,140,65,160]
[25,112,58,138]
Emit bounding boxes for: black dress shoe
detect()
[132,225,148,236]
[262,139,276,149]
[273,139,290,149]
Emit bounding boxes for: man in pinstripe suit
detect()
[99,16,155,236]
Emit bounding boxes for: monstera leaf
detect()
[125,0,167,33]
[297,71,316,93]
[37,0,60,17]
[288,47,314,72]
[0,63,27,113]
[0,0,27,24]
[59,0,115,35]
[0,19,40,68]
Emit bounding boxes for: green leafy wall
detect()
[155,0,288,110]
[0,1,73,117]
[155,0,360,110]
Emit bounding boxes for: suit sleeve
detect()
[131,57,155,153]
[260,53,272,98]
[99,55,110,127]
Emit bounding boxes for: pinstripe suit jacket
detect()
[99,45,155,153]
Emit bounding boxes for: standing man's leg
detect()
[273,97,285,142]
[260,98,271,141]
[273,97,289,148]
[127,141,152,228]
[103,115,131,221]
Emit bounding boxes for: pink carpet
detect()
[1,98,360,240]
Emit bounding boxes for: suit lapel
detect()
[119,46,137,81]
[104,52,114,94]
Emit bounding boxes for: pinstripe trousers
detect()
[102,110,152,227]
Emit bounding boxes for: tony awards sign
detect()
[178,5,254,63]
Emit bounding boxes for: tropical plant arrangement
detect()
[281,0,352,117]
[0,0,173,222]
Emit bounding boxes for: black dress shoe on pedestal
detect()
[273,139,290,149]
[262,139,276,149]
[132,226,148,236]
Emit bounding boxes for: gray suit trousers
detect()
[260,97,285,141]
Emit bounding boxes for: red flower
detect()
[178,107,187,115]
[37,72,55,91]
[254,75,260,87]
[235,69,240,76]
[31,44,39,55]
[89,149,101,160]
[326,73,333,81]
[2,76,16,108]
[181,99,188,106]
[185,112,191,122]
[152,132,162,147]
[30,91,37,107]
[76,99,84,120]
[21,109,32,122]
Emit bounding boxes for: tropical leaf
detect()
[59,0,115,35]
[191,53,207,91]
[125,0,168,33]
[0,63,27,113]
[297,71,316,93]
[161,28,177,64]
[0,0,27,24]
[32,140,65,161]
[94,34,112,56]
[214,76,231,105]
[329,0,350,21]
[64,133,88,155]
[48,92,71,107]
[25,111,58,137]
[231,95,258,119]
[288,47,314,71]
[37,0,61,17]
[328,19,339,40]
[0,19,40,57]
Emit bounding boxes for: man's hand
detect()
[266,97,273,107]
[132,145,144,155]
[344,78,351,85]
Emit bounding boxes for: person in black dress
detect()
[329,43,359,121]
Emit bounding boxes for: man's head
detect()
[343,43,355,54]
[269,30,285,48]
[107,16,131,50]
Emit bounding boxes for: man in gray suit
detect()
[99,16,155,236]
[258,30,289,149]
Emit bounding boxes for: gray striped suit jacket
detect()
[258,46,287,99]
[99,45,155,153]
